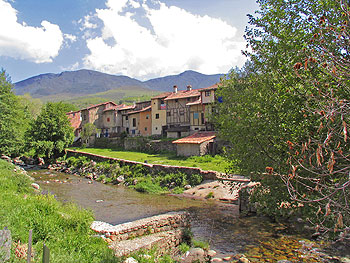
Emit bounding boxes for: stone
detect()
[223,256,232,261]
[211,258,223,262]
[183,248,206,263]
[341,258,350,263]
[277,261,293,263]
[31,183,40,190]
[116,175,125,183]
[184,185,192,190]
[0,229,11,262]
[239,257,250,263]
[124,257,138,263]
[208,250,217,258]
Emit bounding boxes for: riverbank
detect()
[0,158,118,262]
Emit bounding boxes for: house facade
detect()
[165,85,200,138]
[151,92,171,136]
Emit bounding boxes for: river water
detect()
[30,169,349,261]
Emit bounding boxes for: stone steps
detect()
[109,229,183,257]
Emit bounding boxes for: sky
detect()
[0,0,259,83]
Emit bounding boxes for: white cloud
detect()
[0,0,67,63]
[82,0,247,79]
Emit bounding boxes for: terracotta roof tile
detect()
[127,105,151,115]
[81,101,117,111]
[151,92,172,99]
[117,105,136,111]
[198,84,219,91]
[172,132,216,144]
[164,89,200,101]
[186,98,201,106]
[103,104,126,112]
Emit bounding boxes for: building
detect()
[151,92,171,136]
[172,131,216,156]
[66,110,82,141]
[101,104,127,136]
[122,101,151,136]
[165,85,200,138]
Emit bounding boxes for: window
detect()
[146,115,149,119]
[107,117,110,122]
[201,112,205,124]
[155,113,160,119]
[180,109,184,116]
[145,127,147,131]
[194,112,199,119]
[167,112,171,117]
[175,99,178,103]
[187,98,190,101]
[125,116,129,120]
[205,91,211,97]
[132,118,136,127]
[156,127,158,130]
[195,128,199,130]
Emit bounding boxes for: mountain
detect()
[14,69,147,98]
[14,69,225,101]
[144,70,224,91]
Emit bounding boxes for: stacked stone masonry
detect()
[91,212,189,257]
[66,150,220,180]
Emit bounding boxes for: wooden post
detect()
[42,244,50,263]
[27,230,32,263]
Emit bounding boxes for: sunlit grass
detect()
[69,148,232,173]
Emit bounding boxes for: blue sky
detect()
[0,0,258,82]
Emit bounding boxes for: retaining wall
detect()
[91,211,189,242]
[66,150,220,180]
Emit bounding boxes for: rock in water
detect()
[31,183,40,190]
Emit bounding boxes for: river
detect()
[30,169,349,262]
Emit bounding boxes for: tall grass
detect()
[0,160,118,262]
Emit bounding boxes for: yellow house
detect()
[151,92,171,136]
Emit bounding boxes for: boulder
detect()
[116,175,125,183]
[184,185,192,190]
[208,250,217,257]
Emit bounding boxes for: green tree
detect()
[0,71,30,156]
[216,0,349,236]
[18,93,43,119]
[81,123,97,146]
[27,102,74,161]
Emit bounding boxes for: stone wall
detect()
[91,211,189,242]
[66,150,220,180]
[91,212,189,257]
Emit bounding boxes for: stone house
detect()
[101,104,128,136]
[172,131,216,156]
[80,101,117,137]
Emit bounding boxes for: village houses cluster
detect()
[67,84,218,155]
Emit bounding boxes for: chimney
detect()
[187,85,192,91]
[173,85,178,93]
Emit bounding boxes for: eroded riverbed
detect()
[30,169,350,262]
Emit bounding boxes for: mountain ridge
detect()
[14,69,225,101]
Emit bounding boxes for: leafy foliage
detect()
[27,102,74,161]
[81,123,98,146]
[215,0,350,237]
[0,71,30,156]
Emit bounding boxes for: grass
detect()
[0,159,119,262]
[70,148,231,173]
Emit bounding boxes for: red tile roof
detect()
[128,105,151,115]
[186,98,201,106]
[198,84,219,91]
[164,89,200,101]
[103,104,126,112]
[81,101,117,111]
[152,92,172,99]
[117,105,136,111]
[172,132,216,144]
